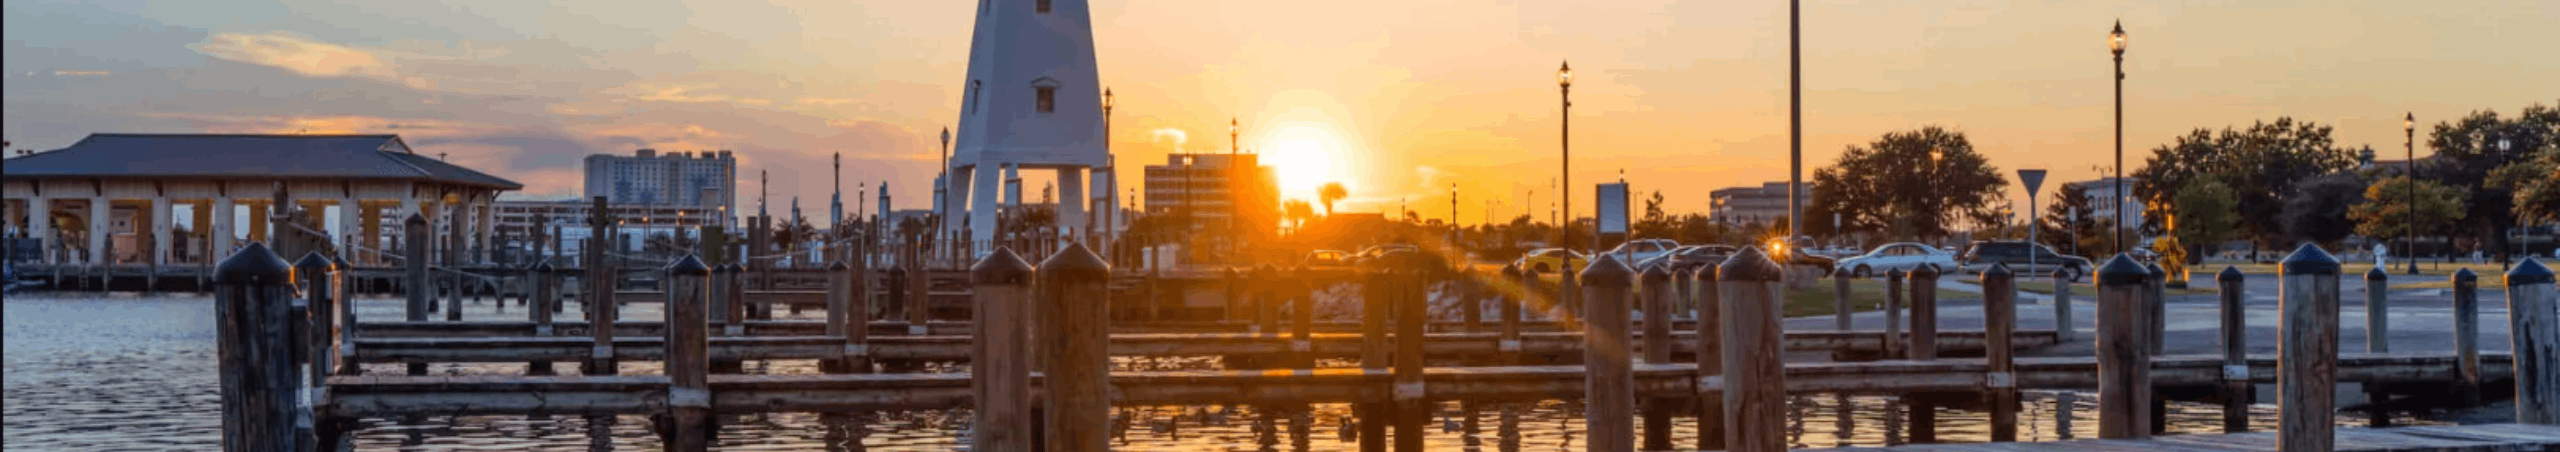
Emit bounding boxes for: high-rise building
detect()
[1709,181,1812,226]
[1144,153,1277,233]
[583,149,736,214]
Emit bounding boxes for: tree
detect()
[2134,117,2360,250]
[1318,182,1348,216]
[2349,176,2467,241]
[2489,147,2560,224]
[2428,102,2559,259]
[1282,199,1317,230]
[1807,126,2009,241]
[2168,179,2238,263]
[1634,190,1679,239]
[2281,172,2368,244]
[2038,182,2108,256]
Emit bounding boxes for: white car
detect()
[1833,242,1961,277]
[1601,239,1681,266]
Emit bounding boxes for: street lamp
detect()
[939,126,952,266]
[1558,60,1577,315]
[1229,116,1239,261]
[2109,20,2128,256]
[2406,112,2419,275]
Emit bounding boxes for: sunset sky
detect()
[5,0,2554,224]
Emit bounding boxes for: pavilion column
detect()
[247,200,270,244]
[87,196,109,265]
[1057,167,1086,244]
[152,197,172,266]
[454,195,477,264]
[476,194,495,263]
[189,200,211,263]
[361,202,383,264]
[25,197,49,262]
[213,197,237,255]
[338,196,361,261]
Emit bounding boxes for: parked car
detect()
[1832,242,1961,277]
[1350,244,1419,266]
[1958,241,2094,281]
[1513,248,1590,274]
[1602,238,1681,265]
[1650,245,1737,272]
[1302,249,1351,267]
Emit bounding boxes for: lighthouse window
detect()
[1037,0,1050,13]
[1036,87,1056,113]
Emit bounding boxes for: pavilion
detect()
[2,133,521,271]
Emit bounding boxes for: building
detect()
[3,134,520,267]
[1143,153,1278,234]
[1708,181,1810,226]
[942,0,1114,257]
[583,148,736,213]
[2067,177,2146,229]
[489,199,725,258]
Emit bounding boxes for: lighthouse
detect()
[946,0,1112,259]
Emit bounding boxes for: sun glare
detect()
[1263,123,1346,199]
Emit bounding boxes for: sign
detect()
[1594,183,1630,235]
[2017,169,2049,199]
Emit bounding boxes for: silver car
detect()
[1832,242,1961,277]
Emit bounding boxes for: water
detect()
[5,293,2445,451]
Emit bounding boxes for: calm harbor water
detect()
[6,293,2431,451]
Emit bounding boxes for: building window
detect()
[1037,0,1050,13]
[1036,87,1056,113]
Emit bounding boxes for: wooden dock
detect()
[1796,423,2560,451]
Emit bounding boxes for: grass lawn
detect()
[2210,260,2516,278]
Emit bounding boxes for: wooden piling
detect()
[330,254,361,376]
[2094,254,2151,439]
[2366,266,2392,426]
[1502,265,1526,360]
[1638,262,1674,452]
[402,213,430,376]
[661,255,713,451]
[1579,255,1635,452]
[1885,268,1906,360]
[1393,255,1426,452]
[1293,266,1315,364]
[1833,267,1852,331]
[1358,259,1391,452]
[723,264,748,336]
[821,261,855,374]
[2508,258,2558,424]
[1692,263,1724,452]
[1719,247,1786,452]
[2145,262,2167,355]
[215,243,300,452]
[1227,268,1245,325]
[1909,264,1940,361]
[2054,267,2074,343]
[529,260,558,376]
[1982,263,2018,442]
[1257,265,1281,335]
[1462,269,1484,333]
[2452,268,2481,406]
[2277,243,2341,451]
[972,248,1036,452]
[2216,266,2248,433]
[290,252,335,451]
[1037,243,1112,452]
[908,249,930,335]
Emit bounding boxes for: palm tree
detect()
[1318,182,1348,216]
[1283,199,1316,230]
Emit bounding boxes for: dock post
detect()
[1718,247,1785,452]
[886,264,909,325]
[587,262,619,377]
[1834,266,1852,331]
[1884,269,1906,360]
[1293,266,1315,365]
[529,260,558,376]
[2053,267,2074,343]
[2508,258,2558,424]
[1358,259,1390,452]
[1637,262,1674,452]
[2094,255,2151,439]
[821,261,855,374]
[661,255,713,451]
[1908,264,1938,442]
[2365,267,2391,426]
[1501,265,1525,361]
[1037,243,1111,452]
[401,213,430,376]
[291,251,337,451]
[2215,266,2248,433]
[2277,243,2341,452]
[331,254,361,376]
[1227,268,1245,325]
[1462,268,1484,333]
[723,264,747,336]
[908,251,930,334]
[972,248,1036,452]
[2452,269,2481,406]
[215,243,300,452]
[1982,263,2018,442]
[1257,265,1281,335]
[1579,255,1635,452]
[1392,254,1427,452]
[1691,263,1724,451]
[2143,261,2169,434]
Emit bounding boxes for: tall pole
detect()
[1101,89,1114,254]
[1788,0,1803,241]
[1230,117,1240,262]
[940,127,952,267]
[2406,113,2419,275]
[2110,21,2128,254]
[1559,61,1575,314]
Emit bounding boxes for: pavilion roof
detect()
[2,133,522,190]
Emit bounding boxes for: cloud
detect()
[193,31,397,79]
[1151,128,1189,152]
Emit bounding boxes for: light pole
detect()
[1102,89,1115,258]
[1788,0,1803,245]
[1229,117,1239,262]
[2109,21,2128,256]
[938,127,951,266]
[2406,112,2419,275]
[1558,60,1576,314]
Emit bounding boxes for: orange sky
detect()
[5,0,2554,224]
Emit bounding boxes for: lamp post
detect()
[939,127,951,266]
[1558,60,1576,314]
[1101,89,1113,253]
[2109,21,2128,256]
[1788,0,1803,244]
[2406,113,2419,275]
[1229,117,1239,262]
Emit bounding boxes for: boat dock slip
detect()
[343,329,2059,363]
[1795,423,2560,451]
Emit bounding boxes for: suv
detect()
[1960,241,2093,281]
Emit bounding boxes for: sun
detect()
[1270,138,1331,194]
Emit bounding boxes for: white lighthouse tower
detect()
[946,0,1112,258]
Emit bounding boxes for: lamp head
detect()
[940,127,950,143]
[2404,112,2414,132]
[2109,21,2127,55]
[1102,88,1113,111]
[1558,61,1573,88]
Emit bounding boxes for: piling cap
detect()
[665,255,711,276]
[721,263,742,274]
[2095,254,2149,286]
[1639,260,1672,283]
[1037,241,1112,283]
[972,247,1035,285]
[328,253,352,269]
[827,260,849,271]
[1500,263,1520,277]
[532,259,555,273]
[214,242,294,284]
[1717,246,1784,282]
[2509,258,2555,285]
[2278,242,2341,275]
[403,212,427,227]
[1981,262,2012,278]
[2452,268,2477,284]
[1910,263,1941,279]
[1886,267,1906,278]
[293,251,335,273]
[2143,262,2165,278]
[2052,266,2072,278]
[1693,261,1718,281]
[2365,266,2388,281]
[2216,265,2243,283]
[1578,254,1634,288]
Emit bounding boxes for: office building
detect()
[583,149,736,213]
